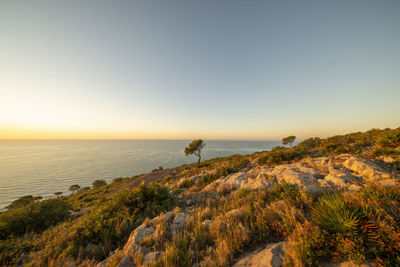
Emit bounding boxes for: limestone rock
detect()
[172,212,187,234]
[123,224,154,257]
[129,224,155,244]
[377,156,395,163]
[142,251,163,266]
[118,256,136,267]
[233,242,285,267]
[124,243,151,258]
[153,211,174,224]
[343,157,391,181]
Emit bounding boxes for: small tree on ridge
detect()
[69,184,81,194]
[282,135,296,147]
[185,139,205,164]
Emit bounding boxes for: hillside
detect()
[1,127,400,266]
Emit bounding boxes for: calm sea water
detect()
[0,140,279,210]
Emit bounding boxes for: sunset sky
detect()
[1,1,399,140]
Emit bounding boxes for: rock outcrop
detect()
[203,155,398,193]
[116,211,188,266]
[233,242,285,267]
[117,256,136,267]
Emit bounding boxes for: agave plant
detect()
[312,193,362,233]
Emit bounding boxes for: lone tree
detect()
[185,139,205,164]
[282,135,296,147]
[69,184,81,194]
[54,192,63,198]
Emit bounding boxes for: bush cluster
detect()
[0,183,175,266]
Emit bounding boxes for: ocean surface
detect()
[0,140,279,210]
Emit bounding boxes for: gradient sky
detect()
[1,1,399,140]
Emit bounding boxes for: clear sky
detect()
[1,1,399,140]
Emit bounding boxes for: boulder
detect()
[266,163,319,189]
[377,156,395,163]
[233,242,285,267]
[83,242,101,258]
[343,157,391,181]
[124,243,151,258]
[123,224,154,257]
[225,172,248,188]
[118,256,136,267]
[324,168,362,189]
[153,211,174,224]
[172,212,187,234]
[142,251,163,266]
[128,224,155,244]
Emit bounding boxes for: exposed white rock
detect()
[233,242,285,267]
[377,156,395,163]
[343,157,391,181]
[202,155,397,193]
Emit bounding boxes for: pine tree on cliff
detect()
[282,135,296,147]
[184,139,206,164]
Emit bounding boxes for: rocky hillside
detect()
[1,127,400,266]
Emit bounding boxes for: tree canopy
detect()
[69,184,81,193]
[282,135,296,147]
[184,139,206,164]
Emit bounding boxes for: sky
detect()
[1,0,399,140]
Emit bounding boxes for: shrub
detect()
[258,147,305,165]
[164,234,193,267]
[179,179,194,188]
[372,148,397,157]
[283,222,327,267]
[112,177,124,183]
[92,179,107,188]
[198,174,217,187]
[312,193,362,233]
[0,198,71,239]
[5,195,42,210]
[376,130,400,148]
[24,183,175,264]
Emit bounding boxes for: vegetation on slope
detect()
[0,126,399,266]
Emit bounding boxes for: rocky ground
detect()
[98,154,399,267]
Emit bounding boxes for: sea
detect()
[0,140,279,210]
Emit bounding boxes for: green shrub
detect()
[284,222,327,266]
[112,177,124,183]
[5,195,42,209]
[312,193,362,233]
[165,234,193,267]
[0,198,71,239]
[376,130,400,148]
[74,184,174,252]
[198,174,217,187]
[92,179,107,188]
[258,147,305,165]
[179,179,194,188]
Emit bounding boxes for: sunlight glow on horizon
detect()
[1,1,399,140]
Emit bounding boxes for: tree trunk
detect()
[197,155,201,164]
